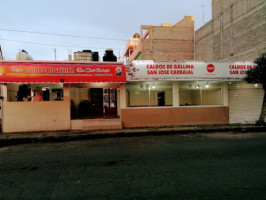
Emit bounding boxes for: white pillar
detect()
[173,82,179,107]
[222,82,229,106]
[63,84,71,130]
[63,83,70,99]
[2,84,7,103]
[119,84,127,108]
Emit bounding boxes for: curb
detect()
[0,125,266,147]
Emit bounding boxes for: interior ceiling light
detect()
[206,81,209,88]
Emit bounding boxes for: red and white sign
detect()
[0,62,126,83]
[128,60,256,81]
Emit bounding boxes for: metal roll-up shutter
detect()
[229,87,264,124]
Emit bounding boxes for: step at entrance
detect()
[82,118,122,131]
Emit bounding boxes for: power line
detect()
[0,28,128,42]
[0,28,259,47]
[1,34,262,57]
[1,38,124,50]
[1,37,260,54]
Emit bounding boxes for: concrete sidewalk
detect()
[0,124,266,147]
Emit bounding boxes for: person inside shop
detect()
[22,95,31,102]
[33,91,43,102]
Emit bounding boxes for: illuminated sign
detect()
[0,62,126,83]
[128,60,256,81]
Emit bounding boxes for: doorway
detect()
[103,88,117,117]
[71,87,118,119]
[158,91,165,106]
[91,88,103,117]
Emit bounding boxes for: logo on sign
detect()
[115,67,123,77]
[207,64,215,73]
[76,67,85,73]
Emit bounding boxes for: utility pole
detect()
[118,50,122,62]
[18,49,21,60]
[54,49,57,61]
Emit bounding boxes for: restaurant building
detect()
[0,60,126,133]
[124,0,265,126]
[0,59,263,133]
[121,60,263,128]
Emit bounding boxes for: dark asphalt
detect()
[0,132,266,200]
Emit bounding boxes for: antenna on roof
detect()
[201,3,205,25]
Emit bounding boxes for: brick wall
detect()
[196,0,266,62]
[130,16,195,62]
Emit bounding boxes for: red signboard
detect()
[0,62,126,83]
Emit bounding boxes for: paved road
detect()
[0,132,266,200]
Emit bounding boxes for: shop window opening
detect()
[179,81,222,106]
[126,82,173,107]
[7,83,64,102]
[70,87,118,119]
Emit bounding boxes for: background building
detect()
[195,0,266,62]
[124,16,195,62]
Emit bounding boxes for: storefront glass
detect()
[126,81,222,107]
[126,82,173,107]
[179,81,222,106]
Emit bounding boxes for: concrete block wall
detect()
[195,21,213,61]
[196,0,266,62]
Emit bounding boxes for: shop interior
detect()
[179,81,222,106]
[70,84,118,119]
[7,83,64,102]
[126,82,173,107]
[126,81,222,107]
